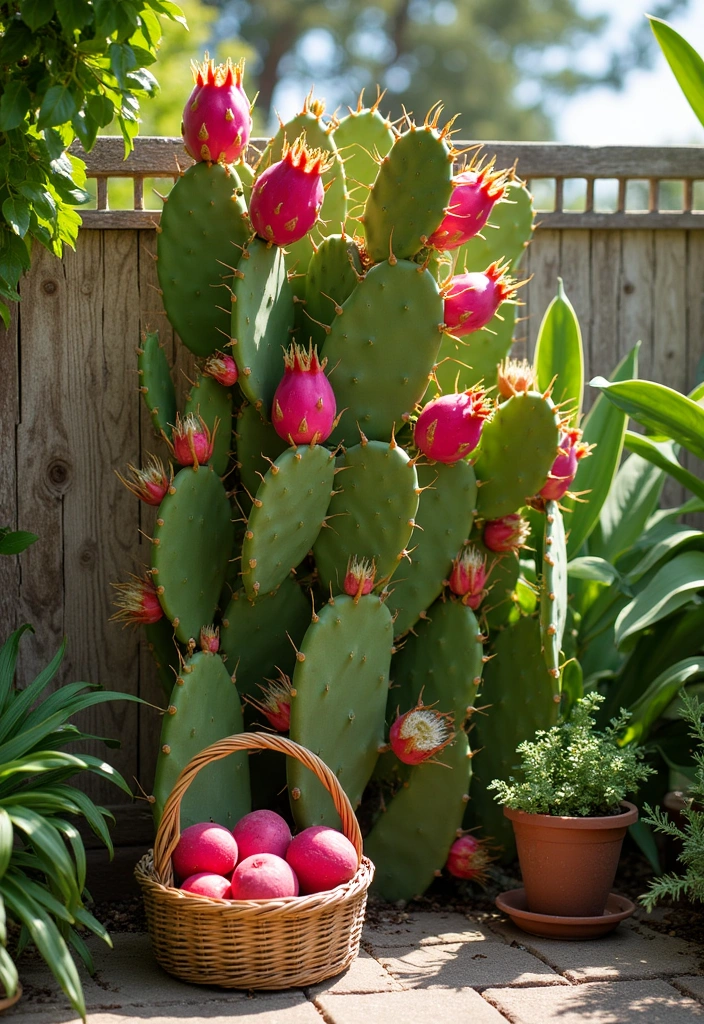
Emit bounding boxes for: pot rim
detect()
[503,800,638,830]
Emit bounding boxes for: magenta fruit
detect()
[169,412,216,468]
[343,556,376,600]
[232,809,292,861]
[286,825,358,895]
[443,260,517,336]
[202,351,238,387]
[389,703,455,765]
[180,872,232,899]
[446,834,494,883]
[272,343,336,445]
[230,853,299,899]
[249,133,334,246]
[429,157,511,251]
[483,513,530,555]
[182,55,251,164]
[414,387,492,464]
[248,669,294,733]
[199,625,220,654]
[540,427,590,502]
[172,822,238,880]
[115,454,171,506]
[448,545,491,610]
[110,573,163,627]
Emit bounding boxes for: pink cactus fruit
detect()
[115,454,171,506]
[483,513,530,555]
[249,133,334,246]
[448,545,491,610]
[272,343,336,445]
[169,412,216,468]
[446,834,494,883]
[199,625,220,653]
[286,826,358,895]
[203,351,239,387]
[171,822,238,880]
[230,853,299,899]
[110,573,163,627]
[182,55,252,164]
[428,157,511,251]
[180,872,232,899]
[389,702,455,765]
[248,669,294,732]
[443,260,517,336]
[343,556,376,600]
[414,387,492,464]
[540,427,590,502]
[232,810,292,861]
[496,357,536,400]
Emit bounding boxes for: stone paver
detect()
[6,996,321,1024]
[673,975,704,1002]
[373,939,567,990]
[314,989,506,1024]
[307,951,403,995]
[483,979,704,1023]
[490,919,704,982]
[364,911,498,948]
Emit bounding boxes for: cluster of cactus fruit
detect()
[112,56,590,901]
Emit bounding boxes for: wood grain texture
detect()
[0,303,20,639]
[524,229,561,358]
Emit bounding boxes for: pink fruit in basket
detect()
[230,853,299,899]
[286,826,358,895]
[172,822,238,880]
[232,809,292,860]
[180,872,232,899]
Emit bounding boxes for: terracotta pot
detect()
[0,983,22,1014]
[504,801,638,917]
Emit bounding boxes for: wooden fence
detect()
[1,137,703,848]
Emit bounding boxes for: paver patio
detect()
[5,906,704,1024]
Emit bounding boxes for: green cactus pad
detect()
[366,599,484,902]
[387,462,477,636]
[183,373,234,477]
[157,162,249,357]
[219,575,311,705]
[137,330,176,440]
[313,439,420,594]
[434,304,516,395]
[456,179,534,273]
[242,444,335,597]
[152,651,250,830]
[474,392,559,520]
[540,500,567,694]
[363,125,453,263]
[333,103,394,235]
[144,618,180,701]
[303,234,363,350]
[235,402,289,506]
[479,539,522,631]
[231,237,295,417]
[323,260,444,446]
[151,466,234,644]
[288,594,393,828]
[467,614,558,860]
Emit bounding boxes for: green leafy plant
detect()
[0,0,186,327]
[649,14,704,131]
[0,527,37,555]
[488,693,653,817]
[640,690,704,910]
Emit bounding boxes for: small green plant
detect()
[488,693,653,817]
[640,690,704,911]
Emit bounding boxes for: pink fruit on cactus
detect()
[428,159,511,251]
[110,573,163,627]
[389,703,455,765]
[286,826,358,895]
[249,669,294,732]
[170,412,216,468]
[343,556,376,600]
[443,261,517,336]
[199,625,220,653]
[483,514,530,555]
[230,853,299,899]
[448,545,491,610]
[249,133,333,246]
[180,872,232,899]
[182,55,251,164]
[414,387,492,464]
[496,357,536,400]
[540,428,590,502]
[272,343,336,445]
[446,834,494,883]
[115,454,171,506]
[203,351,238,387]
[232,810,292,861]
[172,822,238,880]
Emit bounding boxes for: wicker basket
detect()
[135,732,374,989]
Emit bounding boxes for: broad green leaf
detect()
[690,381,704,403]
[86,94,114,128]
[0,709,73,763]
[37,85,77,130]
[0,752,86,779]
[622,656,704,745]
[614,552,704,648]
[20,0,55,31]
[566,556,623,586]
[147,0,188,28]
[7,807,79,904]
[0,83,32,132]
[0,625,33,714]
[590,453,665,565]
[73,905,111,945]
[109,42,137,88]
[649,16,704,130]
[0,810,12,882]
[55,786,114,855]
[628,820,660,874]
[591,377,704,461]
[565,344,639,557]
[2,197,30,238]
[534,277,583,422]
[625,526,704,584]
[9,872,74,923]
[55,0,92,33]
[0,529,38,555]
[624,432,704,502]
[0,945,18,1001]
[71,109,99,152]
[53,819,86,894]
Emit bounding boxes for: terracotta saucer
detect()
[0,983,22,1013]
[495,888,635,940]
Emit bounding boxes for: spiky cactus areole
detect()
[112,63,584,900]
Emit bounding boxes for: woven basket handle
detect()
[153,732,363,881]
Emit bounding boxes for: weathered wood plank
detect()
[589,231,623,403]
[524,229,561,359]
[558,229,592,405]
[0,303,20,639]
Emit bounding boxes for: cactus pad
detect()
[288,594,393,828]
[153,651,250,829]
[137,330,176,440]
[313,439,420,593]
[304,234,362,350]
[183,372,233,477]
[157,162,249,357]
[235,402,289,506]
[435,304,516,395]
[480,540,522,631]
[334,102,394,234]
[540,500,567,694]
[144,618,180,701]
[242,444,335,597]
[152,466,234,644]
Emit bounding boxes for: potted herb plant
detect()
[489,693,653,919]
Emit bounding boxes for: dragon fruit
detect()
[483,513,530,555]
[443,260,516,336]
[272,343,336,445]
[390,703,455,765]
[428,157,511,251]
[414,387,492,463]
[446,834,494,883]
[343,556,376,600]
[203,351,238,387]
[249,670,295,732]
[250,133,333,246]
[448,545,491,610]
[199,625,220,653]
[169,412,216,468]
[115,454,171,506]
[496,357,536,399]
[540,427,590,502]
[182,55,251,164]
[110,574,163,627]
